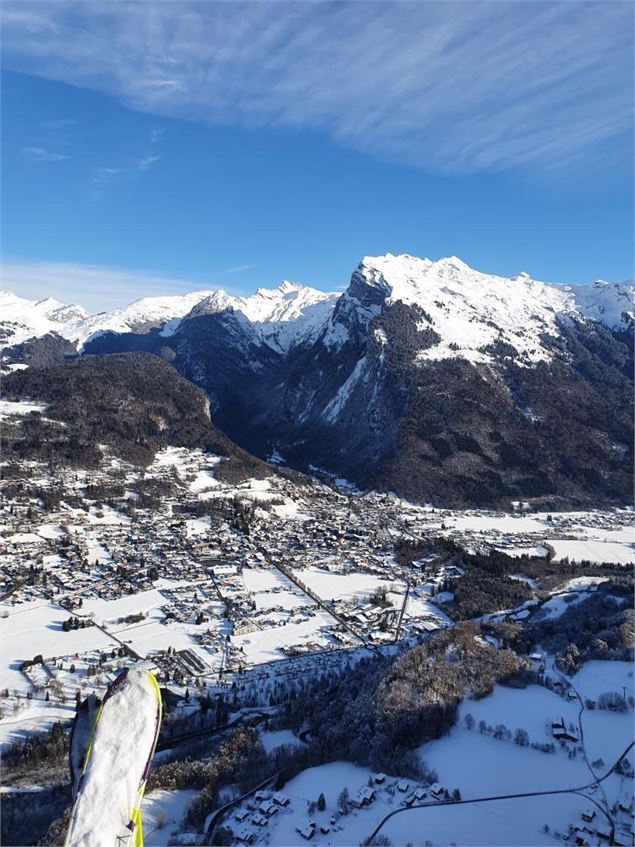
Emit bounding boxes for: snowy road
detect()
[367,741,635,845]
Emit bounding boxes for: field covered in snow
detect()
[216,656,634,847]
[398,504,635,565]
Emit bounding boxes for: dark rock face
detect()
[81,280,633,508]
[1,352,270,479]
[376,319,633,508]
[0,332,77,368]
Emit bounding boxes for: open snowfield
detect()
[189,468,219,493]
[237,661,634,847]
[573,659,634,702]
[547,539,635,564]
[407,507,635,564]
[80,584,224,657]
[388,591,452,625]
[381,794,589,846]
[536,575,629,620]
[4,532,44,546]
[63,504,130,527]
[232,609,335,664]
[81,587,171,626]
[137,789,197,846]
[259,728,304,754]
[495,545,548,558]
[35,524,66,540]
[184,517,211,537]
[243,568,308,611]
[84,537,113,564]
[119,619,219,658]
[453,684,579,747]
[445,514,547,534]
[229,759,594,847]
[0,701,76,750]
[0,399,47,419]
[421,723,585,797]
[0,599,117,693]
[293,566,396,602]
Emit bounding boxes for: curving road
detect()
[365,741,634,845]
[550,663,613,839]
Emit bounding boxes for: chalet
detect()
[397,780,410,793]
[430,783,445,799]
[414,788,428,801]
[296,823,315,840]
[272,792,290,807]
[320,825,330,835]
[254,791,272,802]
[212,564,239,577]
[552,718,578,743]
[234,810,250,823]
[350,786,375,808]
[259,801,278,817]
[581,809,596,823]
[373,773,386,784]
[251,814,268,827]
[236,828,257,844]
[595,824,611,842]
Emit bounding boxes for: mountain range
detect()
[2,254,633,508]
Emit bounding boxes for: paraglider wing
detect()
[65,668,162,847]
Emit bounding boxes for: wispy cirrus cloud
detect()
[22,145,69,162]
[92,166,123,184]
[136,153,160,171]
[1,258,220,311]
[43,118,77,130]
[90,130,162,194]
[223,264,257,274]
[1,1,632,174]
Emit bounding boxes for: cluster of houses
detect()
[226,775,453,846]
[3,438,632,748]
[570,795,634,846]
[230,791,291,843]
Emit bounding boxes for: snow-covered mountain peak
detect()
[255,280,303,298]
[171,282,339,352]
[339,253,633,366]
[2,256,632,367]
[0,288,217,350]
[186,290,235,317]
[562,279,634,329]
[68,290,218,346]
[0,290,91,349]
[277,280,303,294]
[47,303,91,324]
[34,296,66,312]
[236,283,340,352]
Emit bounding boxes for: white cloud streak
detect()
[136,153,160,171]
[92,166,123,183]
[22,146,69,162]
[1,1,632,173]
[222,263,257,274]
[1,259,218,311]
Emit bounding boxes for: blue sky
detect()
[1,1,633,310]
